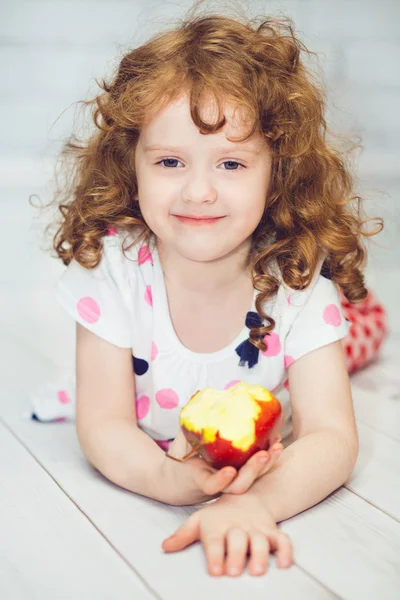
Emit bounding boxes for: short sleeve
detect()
[284,269,350,364]
[53,235,132,348]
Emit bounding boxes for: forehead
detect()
[140,92,262,146]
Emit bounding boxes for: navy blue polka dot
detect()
[321,260,332,280]
[132,355,149,376]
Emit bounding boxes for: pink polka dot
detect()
[287,294,292,306]
[284,355,295,369]
[144,285,153,307]
[106,226,118,236]
[261,332,281,357]
[224,380,241,389]
[138,245,153,265]
[135,395,150,420]
[151,341,158,361]
[323,304,342,327]
[155,440,170,451]
[57,390,71,404]
[284,379,289,390]
[156,388,179,409]
[53,417,68,423]
[77,297,101,324]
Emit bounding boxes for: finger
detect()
[270,441,284,453]
[222,451,271,495]
[198,465,237,496]
[203,532,226,576]
[258,444,284,476]
[268,530,293,568]
[247,530,270,576]
[162,513,200,553]
[167,429,190,459]
[221,444,284,494]
[225,528,249,576]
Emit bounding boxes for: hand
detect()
[162,492,293,577]
[164,428,284,503]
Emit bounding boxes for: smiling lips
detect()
[173,215,226,226]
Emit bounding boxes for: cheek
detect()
[231,196,265,229]
[137,197,173,242]
[137,187,171,217]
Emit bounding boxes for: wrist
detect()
[156,453,195,505]
[242,483,277,521]
[158,454,221,506]
[217,487,277,523]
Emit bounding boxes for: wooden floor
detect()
[1,318,399,599]
[1,0,400,596]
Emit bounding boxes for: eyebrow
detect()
[144,144,260,154]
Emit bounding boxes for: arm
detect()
[75,324,218,505]
[75,323,164,501]
[239,341,359,523]
[81,416,222,506]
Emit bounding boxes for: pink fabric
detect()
[340,287,389,374]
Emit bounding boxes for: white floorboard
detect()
[2,1,400,596]
[1,326,399,599]
[0,420,156,600]
[0,329,338,600]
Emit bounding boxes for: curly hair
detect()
[38,4,383,353]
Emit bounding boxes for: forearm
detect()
[245,429,359,523]
[77,418,170,503]
[78,419,220,507]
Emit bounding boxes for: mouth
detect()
[172,215,226,226]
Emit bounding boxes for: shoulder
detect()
[269,254,343,331]
[101,225,155,274]
[277,255,330,309]
[102,224,150,255]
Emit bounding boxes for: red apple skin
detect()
[181,393,283,470]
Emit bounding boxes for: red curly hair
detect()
[39,5,383,353]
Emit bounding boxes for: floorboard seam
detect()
[0,416,163,600]
[344,483,399,522]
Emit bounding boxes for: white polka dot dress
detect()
[27,226,353,449]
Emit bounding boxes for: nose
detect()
[181,166,218,204]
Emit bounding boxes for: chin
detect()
[172,240,231,263]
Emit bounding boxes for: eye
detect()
[156,158,245,170]
[220,160,245,171]
[156,158,183,168]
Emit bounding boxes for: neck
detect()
[155,237,253,296]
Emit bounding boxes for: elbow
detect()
[76,428,95,468]
[344,427,359,477]
[350,433,359,469]
[324,426,359,480]
[75,419,102,469]
[350,423,359,461]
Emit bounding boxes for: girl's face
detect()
[134,93,272,263]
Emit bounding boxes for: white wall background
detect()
[1,0,399,371]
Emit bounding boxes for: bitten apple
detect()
[178,381,283,469]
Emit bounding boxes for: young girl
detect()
[30,8,388,578]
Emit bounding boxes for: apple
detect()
[177,381,283,469]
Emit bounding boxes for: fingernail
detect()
[259,455,269,463]
[279,559,291,568]
[252,565,264,574]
